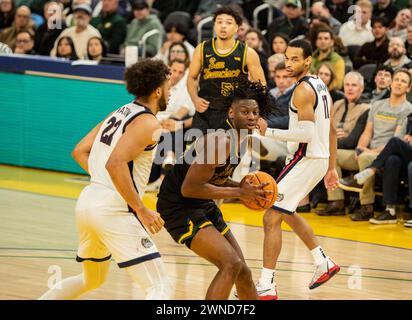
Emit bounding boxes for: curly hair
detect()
[124,59,170,98]
[213,6,243,25]
[232,77,269,117]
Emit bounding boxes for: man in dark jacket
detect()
[91,0,126,54]
[34,1,66,56]
[266,0,308,43]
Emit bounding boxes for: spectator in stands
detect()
[310,28,345,89]
[388,8,412,42]
[365,65,393,102]
[326,0,352,24]
[271,33,288,55]
[0,41,12,53]
[91,0,126,54]
[167,41,190,67]
[150,59,195,181]
[311,0,341,35]
[245,28,269,80]
[236,18,250,42]
[152,0,200,22]
[383,36,412,70]
[34,1,66,56]
[405,22,412,59]
[349,129,412,225]
[316,63,345,102]
[316,72,370,216]
[373,0,399,24]
[87,36,106,61]
[266,0,308,43]
[51,4,101,59]
[122,0,164,57]
[0,5,35,51]
[353,16,390,70]
[55,36,78,60]
[339,0,374,47]
[0,0,15,30]
[193,0,243,25]
[266,62,295,130]
[14,30,34,54]
[160,59,195,144]
[267,53,285,89]
[339,68,412,221]
[155,20,194,63]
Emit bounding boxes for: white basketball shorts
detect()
[75,184,160,268]
[272,152,329,215]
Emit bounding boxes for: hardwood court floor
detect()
[1,165,412,300]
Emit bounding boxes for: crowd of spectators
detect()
[1,0,412,227]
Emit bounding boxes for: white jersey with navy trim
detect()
[88,101,157,198]
[288,75,331,159]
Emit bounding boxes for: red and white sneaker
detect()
[233,280,278,300]
[309,256,340,290]
[256,280,278,300]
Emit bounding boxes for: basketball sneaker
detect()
[256,280,278,300]
[233,280,278,300]
[309,257,340,290]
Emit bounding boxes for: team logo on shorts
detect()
[276,193,284,202]
[141,238,153,249]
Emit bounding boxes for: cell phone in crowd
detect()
[355,147,364,156]
[337,122,344,129]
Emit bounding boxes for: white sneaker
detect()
[146,177,162,192]
[256,280,278,300]
[233,280,278,300]
[309,256,340,290]
[162,154,175,171]
[404,220,412,228]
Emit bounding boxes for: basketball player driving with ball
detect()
[157,80,271,300]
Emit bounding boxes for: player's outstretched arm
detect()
[105,114,164,234]
[265,82,315,142]
[71,120,104,173]
[187,43,209,112]
[246,47,266,86]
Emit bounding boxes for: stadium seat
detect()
[346,45,361,63]
[358,63,377,83]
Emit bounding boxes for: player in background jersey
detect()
[187,6,266,133]
[257,40,340,299]
[39,59,172,300]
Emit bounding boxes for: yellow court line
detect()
[1,164,412,250]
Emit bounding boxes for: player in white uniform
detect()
[39,59,173,300]
[256,40,340,299]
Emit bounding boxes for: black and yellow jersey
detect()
[157,119,241,206]
[198,38,248,111]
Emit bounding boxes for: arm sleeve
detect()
[265,120,315,143]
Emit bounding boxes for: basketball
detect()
[240,171,278,211]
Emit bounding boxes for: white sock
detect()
[39,274,87,300]
[311,246,327,266]
[354,168,375,185]
[259,267,275,285]
[386,205,396,216]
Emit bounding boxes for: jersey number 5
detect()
[100,116,122,146]
[322,95,329,119]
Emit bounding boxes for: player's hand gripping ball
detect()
[240,171,278,210]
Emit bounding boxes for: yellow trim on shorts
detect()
[221,226,230,235]
[199,221,213,229]
[178,220,194,244]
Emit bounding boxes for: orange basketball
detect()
[240,171,278,211]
